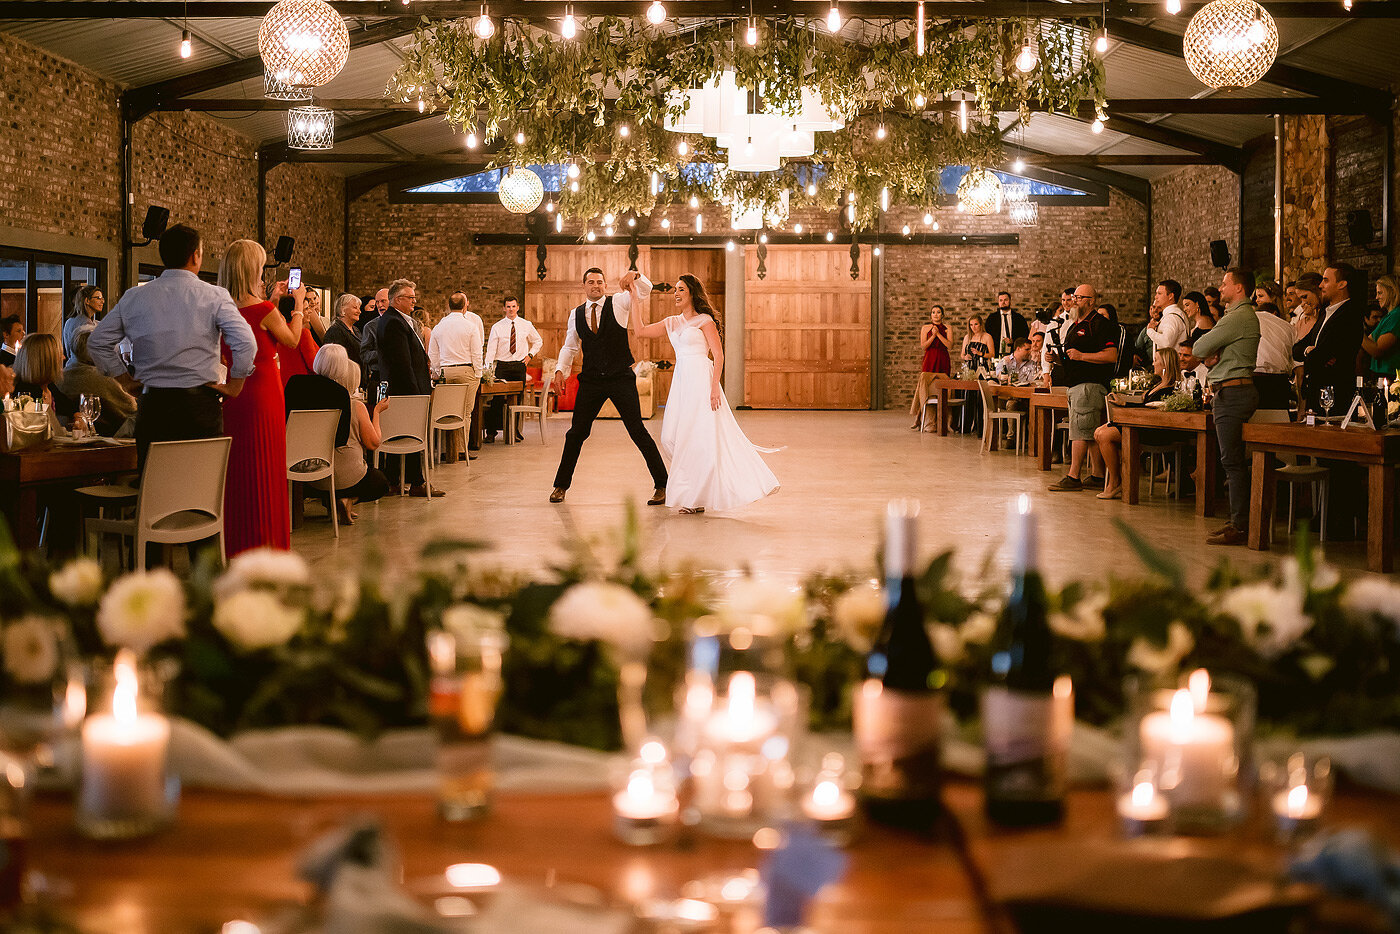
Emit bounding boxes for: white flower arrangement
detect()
[1341,576,1400,629]
[1218,581,1311,659]
[212,590,304,652]
[2,616,61,684]
[96,569,186,653]
[549,582,656,658]
[48,557,104,607]
[441,603,507,647]
[213,548,310,600]
[1126,621,1195,674]
[714,576,807,636]
[831,582,884,652]
[1049,591,1108,642]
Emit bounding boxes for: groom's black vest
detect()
[574,296,634,382]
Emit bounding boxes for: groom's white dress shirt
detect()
[554,273,652,376]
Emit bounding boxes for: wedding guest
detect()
[1285,280,1299,315]
[1253,301,1299,420]
[1039,289,1077,385]
[909,304,951,430]
[1364,300,1383,333]
[1253,280,1283,309]
[0,365,12,398]
[219,238,306,554]
[1094,348,1186,500]
[0,315,24,367]
[360,287,388,331]
[1291,282,1322,343]
[1204,286,1223,317]
[302,288,328,343]
[1097,303,1132,382]
[1048,283,1116,493]
[1294,262,1365,415]
[359,294,376,320]
[985,291,1028,357]
[1179,291,1215,387]
[58,330,136,436]
[89,224,257,465]
[996,337,1039,385]
[323,293,363,368]
[310,344,390,523]
[1134,305,1158,369]
[63,285,103,359]
[1361,273,1400,379]
[484,295,542,442]
[1192,268,1260,546]
[275,302,320,386]
[372,278,441,496]
[1148,279,1189,356]
[429,291,485,461]
[12,334,76,423]
[960,315,994,370]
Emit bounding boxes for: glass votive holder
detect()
[1262,753,1331,844]
[1124,669,1255,835]
[0,751,28,912]
[611,740,680,846]
[76,650,178,840]
[797,753,860,846]
[426,626,508,822]
[1115,760,1171,838]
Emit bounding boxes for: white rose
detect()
[1281,554,1340,594]
[1341,576,1400,628]
[2,616,61,684]
[441,603,506,646]
[1126,621,1195,674]
[48,558,104,607]
[715,576,807,636]
[214,547,310,599]
[549,582,656,658]
[928,623,964,664]
[960,611,998,646]
[1218,582,1311,658]
[213,589,303,652]
[1049,591,1108,642]
[832,583,884,651]
[96,569,186,652]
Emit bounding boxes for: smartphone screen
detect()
[288,267,302,290]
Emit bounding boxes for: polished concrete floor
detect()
[295,410,1377,587]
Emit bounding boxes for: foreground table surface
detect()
[1108,403,1217,516]
[28,779,1400,934]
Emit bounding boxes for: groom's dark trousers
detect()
[553,372,668,491]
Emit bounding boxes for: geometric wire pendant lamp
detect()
[1183,0,1278,90]
[499,167,545,213]
[957,168,1003,216]
[259,0,350,88]
[264,71,312,101]
[287,105,335,150]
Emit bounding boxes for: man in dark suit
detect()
[373,278,442,497]
[0,316,24,367]
[1294,262,1365,415]
[985,291,1029,357]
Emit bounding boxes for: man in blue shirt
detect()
[89,225,257,465]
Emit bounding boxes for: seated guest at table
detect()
[484,295,542,442]
[63,285,104,360]
[1293,262,1365,417]
[1048,283,1117,493]
[1192,268,1260,546]
[219,238,306,554]
[310,344,390,523]
[909,304,951,430]
[1361,274,1400,380]
[996,338,1040,386]
[13,334,77,425]
[58,330,136,436]
[323,293,364,369]
[89,224,257,467]
[0,315,24,367]
[1094,348,1186,500]
[960,315,993,371]
[1252,301,1299,421]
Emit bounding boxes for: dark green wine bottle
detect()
[855,500,945,833]
[983,495,1069,826]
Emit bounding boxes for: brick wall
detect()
[265,163,347,292]
[1329,115,1388,285]
[0,32,122,244]
[1150,164,1240,294]
[1240,139,1275,279]
[1281,115,1329,284]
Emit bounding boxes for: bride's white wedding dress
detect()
[659,313,780,511]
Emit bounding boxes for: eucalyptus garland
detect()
[387,16,1106,229]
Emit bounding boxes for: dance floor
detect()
[294,410,1379,585]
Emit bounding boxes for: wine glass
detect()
[1319,386,1335,419]
[83,394,101,432]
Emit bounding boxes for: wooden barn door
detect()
[521,245,648,366]
[743,245,871,409]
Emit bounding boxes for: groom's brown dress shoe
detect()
[647,488,666,506]
[549,487,566,503]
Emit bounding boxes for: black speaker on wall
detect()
[273,235,296,265]
[1209,239,1231,269]
[141,206,169,241]
[1346,210,1374,248]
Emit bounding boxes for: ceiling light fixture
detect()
[472,3,495,40]
[561,3,577,38]
[259,0,350,88]
[1184,0,1278,89]
[826,1,842,32]
[1015,38,1038,73]
[646,0,666,25]
[746,17,758,45]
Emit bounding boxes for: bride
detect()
[629,272,779,514]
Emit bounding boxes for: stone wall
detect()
[1281,115,1330,285]
[1150,164,1240,294]
[265,163,347,292]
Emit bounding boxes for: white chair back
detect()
[431,383,471,430]
[380,394,431,447]
[286,408,341,537]
[139,437,232,530]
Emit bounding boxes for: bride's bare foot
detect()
[679,507,705,515]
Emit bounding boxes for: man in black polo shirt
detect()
[1048,283,1118,492]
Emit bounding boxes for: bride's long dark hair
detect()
[677,273,723,344]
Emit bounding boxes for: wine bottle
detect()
[982,495,1070,826]
[855,499,945,832]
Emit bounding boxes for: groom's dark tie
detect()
[588,302,599,331]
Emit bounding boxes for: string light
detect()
[1015,37,1037,72]
[915,0,925,55]
[958,96,968,133]
[794,222,803,233]
[586,229,596,241]
[759,232,767,243]
[646,0,666,24]
[605,225,614,236]
[806,182,817,196]
[880,187,890,211]
[660,216,671,229]
[514,129,525,145]
[1096,25,1109,54]
[1012,157,1024,172]
[1343,0,1352,8]
[465,131,478,148]
[932,220,940,231]
[695,214,703,233]
[1166,0,1181,13]
[825,231,835,241]
[873,246,882,256]
[603,212,615,225]
[726,240,736,251]
[677,139,689,156]
[566,162,580,179]
[555,213,563,232]
[545,200,555,213]
[875,123,887,140]
[650,171,659,196]
[746,17,758,45]
[619,124,630,138]
[417,98,425,113]
[627,217,636,227]
[923,211,933,225]
[689,195,700,208]
[901,224,911,236]
[569,180,579,192]
[472,3,495,39]
[914,93,925,108]
[1092,109,1106,133]
[826,1,841,31]
[180,29,193,58]
[561,3,577,38]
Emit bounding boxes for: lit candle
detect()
[802,779,856,822]
[1117,772,1170,836]
[78,652,171,827]
[704,672,779,746]
[1139,687,1235,811]
[612,765,679,845]
[1272,781,1324,840]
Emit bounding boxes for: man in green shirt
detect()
[1190,268,1260,546]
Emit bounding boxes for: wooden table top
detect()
[1108,403,1212,431]
[26,778,1400,934]
[1028,392,1068,410]
[1242,422,1400,460]
[479,380,525,397]
[0,440,138,485]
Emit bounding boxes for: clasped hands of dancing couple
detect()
[549,267,779,515]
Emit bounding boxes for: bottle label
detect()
[982,687,1069,799]
[854,680,943,799]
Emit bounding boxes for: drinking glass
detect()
[1319,386,1335,418]
[426,629,508,821]
[83,395,101,432]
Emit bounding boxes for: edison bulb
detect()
[586,230,596,241]
[880,187,890,211]
[465,131,478,149]
[473,7,495,39]
[677,139,689,156]
[875,123,887,140]
[555,213,563,232]
[726,240,735,252]
[514,130,525,145]
[825,231,835,241]
[914,93,925,108]
[179,30,192,58]
[806,182,817,197]
[694,214,703,233]
[873,246,882,256]
[923,211,933,225]
[1015,40,1037,73]
[901,224,911,236]
[745,19,757,45]
[689,195,699,209]
[1091,115,1105,134]
[646,0,665,24]
[561,10,576,38]
[618,124,630,139]
[826,3,841,31]
[932,220,940,231]
[660,217,671,229]
[603,212,615,225]
[794,222,803,234]
[569,180,579,192]
[1095,30,1108,54]
[566,162,580,179]
[545,201,555,213]
[1165,0,1180,13]
[1012,157,1024,172]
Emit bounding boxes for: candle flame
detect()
[639,739,667,765]
[1286,783,1309,819]
[1131,780,1156,808]
[445,863,501,888]
[812,779,841,808]
[63,671,88,728]
[727,671,756,723]
[1188,668,1210,713]
[627,769,656,800]
[427,631,457,677]
[1053,675,1073,699]
[113,649,138,724]
[1169,688,1194,733]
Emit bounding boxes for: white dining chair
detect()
[86,437,232,570]
[977,380,1026,454]
[285,408,340,538]
[506,369,554,445]
[429,382,472,465]
[375,394,433,496]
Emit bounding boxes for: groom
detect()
[549,267,668,504]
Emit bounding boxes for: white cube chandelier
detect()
[664,73,841,173]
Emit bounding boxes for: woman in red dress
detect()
[218,239,306,555]
[909,304,952,430]
[276,288,321,385]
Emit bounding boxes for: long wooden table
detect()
[931,377,979,436]
[1031,391,1070,470]
[1108,403,1217,517]
[470,380,525,448]
[1243,422,1400,572]
[26,779,1400,933]
[0,440,138,548]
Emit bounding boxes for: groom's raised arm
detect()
[611,272,652,324]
